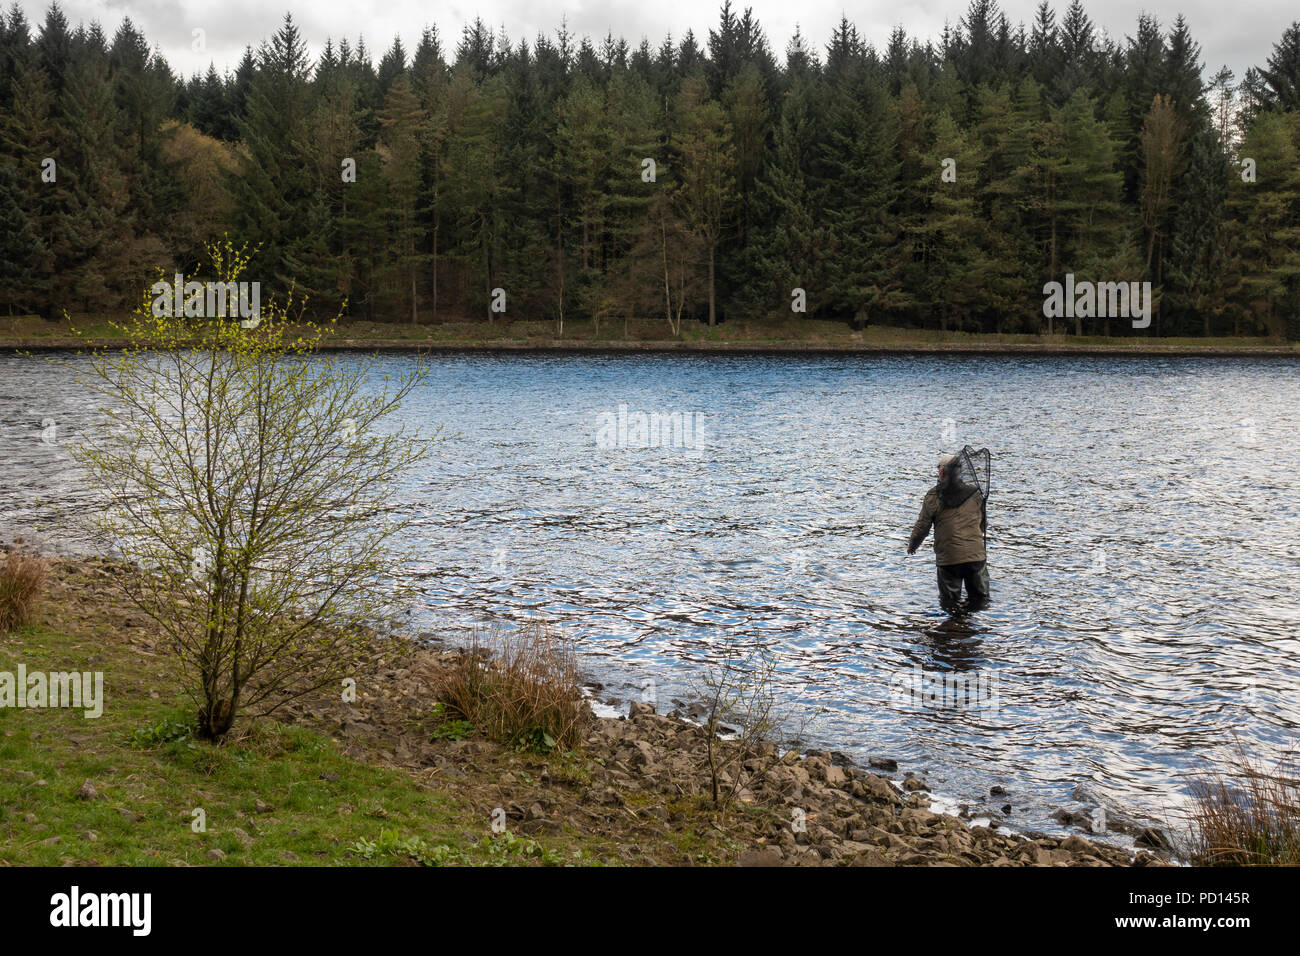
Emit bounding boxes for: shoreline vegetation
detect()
[3,316,1299,356]
[1,553,1176,867]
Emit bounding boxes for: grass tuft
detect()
[0,541,48,634]
[434,625,589,752]
[1186,736,1300,865]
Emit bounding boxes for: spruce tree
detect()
[672,71,736,326]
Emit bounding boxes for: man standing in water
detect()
[906,454,989,612]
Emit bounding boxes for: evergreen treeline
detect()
[3,1,1300,337]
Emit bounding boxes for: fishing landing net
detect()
[956,445,990,542]
[956,445,990,502]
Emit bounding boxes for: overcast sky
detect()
[18,0,1296,84]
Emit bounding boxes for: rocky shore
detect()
[23,555,1173,866]
[288,632,1173,867]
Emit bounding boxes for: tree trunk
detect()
[1048,216,1057,336]
[367,248,375,321]
[707,243,716,327]
[481,216,492,324]
[661,211,673,335]
[199,696,236,740]
[557,248,565,337]
[409,230,418,324]
[432,218,439,320]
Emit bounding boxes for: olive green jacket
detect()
[908,482,987,566]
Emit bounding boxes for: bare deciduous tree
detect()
[69,239,441,740]
[689,641,814,811]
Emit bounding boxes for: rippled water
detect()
[3,350,1298,842]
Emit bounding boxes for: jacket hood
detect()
[937,479,978,510]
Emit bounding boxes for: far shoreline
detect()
[3,316,1297,358]
[6,337,1300,358]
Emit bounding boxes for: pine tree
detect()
[718,61,769,306]
[377,73,425,322]
[1028,2,1061,89]
[444,69,507,321]
[672,71,736,326]
[1167,126,1235,335]
[1119,13,1165,202]
[0,58,57,312]
[747,72,822,316]
[602,68,661,330]
[814,61,903,325]
[456,18,496,78]
[54,53,144,313]
[0,160,43,313]
[555,74,609,276]
[414,61,450,319]
[1019,90,1068,331]
[377,36,407,101]
[1230,111,1300,337]
[493,43,551,321]
[1257,21,1300,111]
[228,14,335,306]
[921,111,998,329]
[411,26,445,93]
[973,79,1042,327]
[0,5,33,111]
[1138,94,1186,295]
[1055,88,1126,334]
[1053,0,1097,104]
[35,2,72,97]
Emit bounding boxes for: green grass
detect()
[349,827,578,866]
[429,718,475,741]
[0,621,600,866]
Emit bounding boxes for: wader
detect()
[937,560,989,612]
